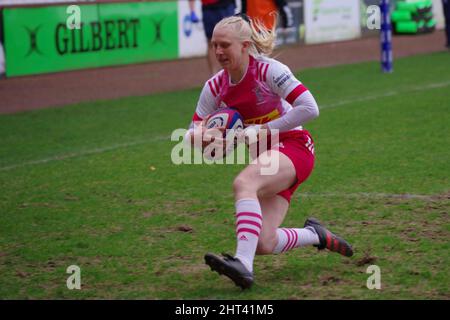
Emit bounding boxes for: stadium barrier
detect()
[3,1,178,77]
[303,0,361,44]
[0,0,443,77]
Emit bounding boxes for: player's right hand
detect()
[203,127,226,150]
[192,121,226,150]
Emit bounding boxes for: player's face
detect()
[211,26,247,70]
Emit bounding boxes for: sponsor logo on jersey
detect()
[273,71,292,88]
[245,109,280,125]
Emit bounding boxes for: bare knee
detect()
[233,174,258,199]
[232,175,246,194]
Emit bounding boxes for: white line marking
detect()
[0,136,169,172]
[1,80,449,172]
[298,192,445,200]
[321,80,450,109]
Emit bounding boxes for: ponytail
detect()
[248,14,277,56]
[214,14,277,57]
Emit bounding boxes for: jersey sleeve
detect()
[185,70,224,143]
[264,59,319,131]
[265,59,309,104]
[191,81,218,123]
[185,75,221,143]
[184,81,216,142]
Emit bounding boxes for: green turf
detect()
[0,52,449,299]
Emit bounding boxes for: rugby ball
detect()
[205,107,244,132]
[204,108,244,159]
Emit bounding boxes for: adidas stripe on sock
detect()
[272,227,320,254]
[234,198,262,273]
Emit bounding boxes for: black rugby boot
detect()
[304,218,354,257]
[204,252,254,289]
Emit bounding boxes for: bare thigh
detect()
[233,150,297,200]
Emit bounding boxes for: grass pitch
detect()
[0,52,449,299]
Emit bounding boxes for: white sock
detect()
[234,198,262,273]
[272,227,320,254]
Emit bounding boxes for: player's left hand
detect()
[203,126,226,149]
[204,128,229,158]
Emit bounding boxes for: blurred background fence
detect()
[0,0,446,77]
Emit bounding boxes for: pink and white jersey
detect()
[191,55,315,131]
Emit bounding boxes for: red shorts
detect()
[272,130,315,203]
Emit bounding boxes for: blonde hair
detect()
[214,14,277,57]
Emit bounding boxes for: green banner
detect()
[4,2,178,77]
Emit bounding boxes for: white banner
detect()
[177,0,207,58]
[431,0,445,30]
[0,42,5,75]
[304,0,361,44]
